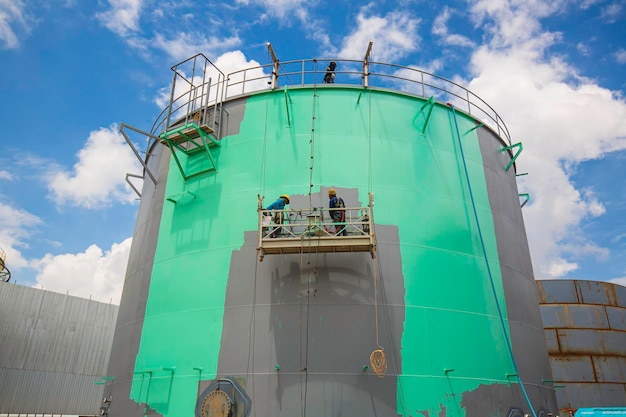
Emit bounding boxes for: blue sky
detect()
[0,0,625,304]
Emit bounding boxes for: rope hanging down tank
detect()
[370,256,387,377]
[364,88,386,376]
[449,104,537,417]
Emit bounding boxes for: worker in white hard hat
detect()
[265,194,290,238]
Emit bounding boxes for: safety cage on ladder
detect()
[256,200,377,262]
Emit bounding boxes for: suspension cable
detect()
[299,247,306,417]
[368,89,373,194]
[259,89,270,198]
[246,247,260,403]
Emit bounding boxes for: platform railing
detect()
[260,207,371,238]
[256,206,376,261]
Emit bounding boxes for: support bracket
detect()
[501,142,523,172]
[119,123,158,185]
[362,40,374,87]
[519,193,530,208]
[464,123,484,136]
[126,173,143,198]
[415,96,435,134]
[284,86,292,126]
[267,42,279,90]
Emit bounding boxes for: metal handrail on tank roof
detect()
[147,56,513,150]
[150,53,226,141]
[222,58,512,144]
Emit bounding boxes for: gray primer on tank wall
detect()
[211,189,404,416]
[105,143,170,416]
[106,97,248,417]
[466,124,558,413]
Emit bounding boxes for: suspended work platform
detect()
[257,205,377,262]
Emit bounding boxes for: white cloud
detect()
[616,48,626,64]
[245,0,308,21]
[0,201,42,274]
[576,42,591,57]
[337,6,421,62]
[461,0,626,279]
[0,0,27,49]
[96,0,143,38]
[48,125,139,209]
[600,2,622,22]
[213,50,268,96]
[152,32,242,62]
[432,7,476,48]
[469,0,566,48]
[237,0,330,47]
[155,50,268,110]
[548,258,578,276]
[609,276,626,288]
[32,237,131,304]
[580,0,604,9]
[0,170,13,180]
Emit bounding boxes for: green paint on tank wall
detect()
[130,87,514,416]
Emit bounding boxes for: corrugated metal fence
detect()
[0,283,118,415]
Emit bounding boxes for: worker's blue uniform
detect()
[329,196,346,236]
[266,199,286,211]
[266,198,288,238]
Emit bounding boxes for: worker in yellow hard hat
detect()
[265,194,290,238]
[328,188,347,236]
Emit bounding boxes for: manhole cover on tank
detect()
[200,389,232,417]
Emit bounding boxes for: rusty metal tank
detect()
[537,279,626,416]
